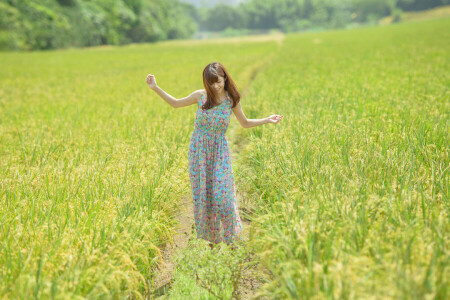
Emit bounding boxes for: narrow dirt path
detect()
[231,199,267,300]
[149,195,195,298]
[228,100,271,300]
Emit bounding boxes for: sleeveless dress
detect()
[188,90,243,245]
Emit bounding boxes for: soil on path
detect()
[150,195,195,298]
[149,193,267,300]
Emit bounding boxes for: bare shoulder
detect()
[231,100,247,127]
[193,89,206,100]
[232,100,242,111]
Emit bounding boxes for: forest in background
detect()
[0,0,448,51]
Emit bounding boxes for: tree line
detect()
[0,0,447,51]
[0,0,197,50]
[197,0,449,32]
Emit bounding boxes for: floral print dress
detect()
[188,90,243,245]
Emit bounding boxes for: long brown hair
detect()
[202,62,240,110]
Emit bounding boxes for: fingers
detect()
[270,115,284,124]
[146,74,155,85]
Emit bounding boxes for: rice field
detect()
[235,17,449,299]
[0,16,448,299]
[0,38,280,298]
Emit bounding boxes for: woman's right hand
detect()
[146,74,157,89]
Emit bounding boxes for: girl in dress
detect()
[146,62,283,250]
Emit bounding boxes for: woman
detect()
[146,62,283,250]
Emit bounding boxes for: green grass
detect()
[0,39,280,298]
[234,17,449,299]
[163,238,248,300]
[1,16,448,300]
[379,5,450,24]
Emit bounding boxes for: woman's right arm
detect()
[146,74,177,108]
[150,85,178,108]
[146,74,200,108]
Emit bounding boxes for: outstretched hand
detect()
[146,74,157,89]
[267,114,284,124]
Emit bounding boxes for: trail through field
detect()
[149,109,264,300]
[148,148,270,299]
[148,52,281,299]
[150,195,195,296]
[150,196,262,299]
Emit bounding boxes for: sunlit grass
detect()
[0,39,280,298]
[1,16,448,300]
[165,237,248,300]
[235,17,449,299]
[379,5,450,24]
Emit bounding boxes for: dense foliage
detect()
[0,0,448,50]
[198,0,450,32]
[0,0,197,50]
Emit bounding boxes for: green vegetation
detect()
[0,15,448,299]
[379,4,450,24]
[163,238,248,300]
[0,0,197,50]
[0,38,280,298]
[235,17,449,298]
[1,0,449,51]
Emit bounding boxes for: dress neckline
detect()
[217,91,229,105]
[201,91,229,107]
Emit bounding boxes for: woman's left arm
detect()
[232,102,283,128]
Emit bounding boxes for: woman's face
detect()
[211,75,225,93]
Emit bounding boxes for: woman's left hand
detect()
[267,115,284,124]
